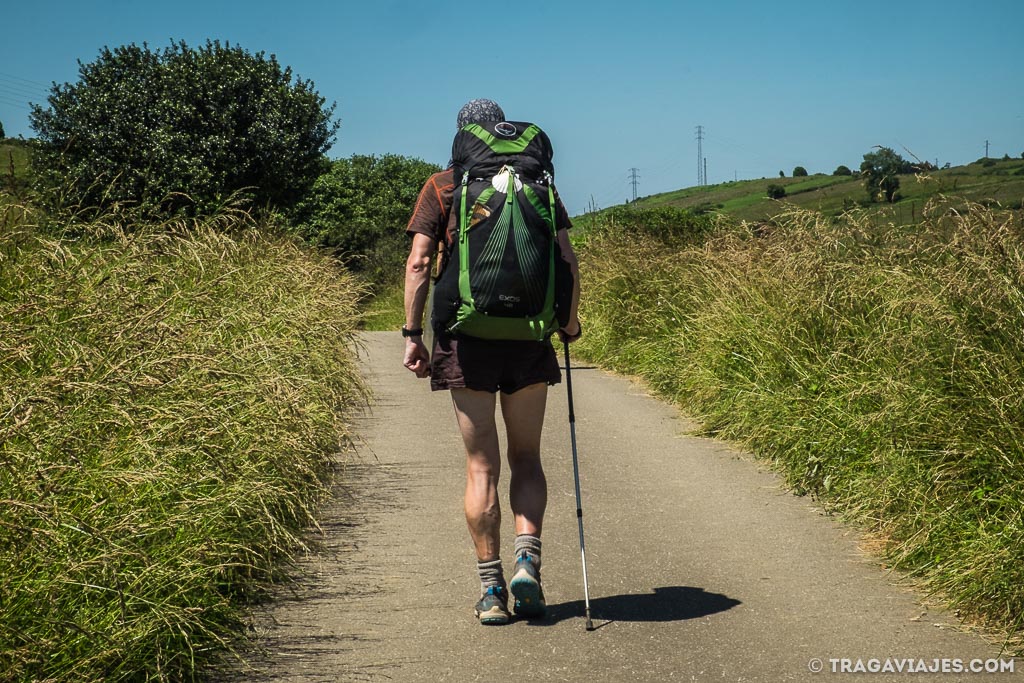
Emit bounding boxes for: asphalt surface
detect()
[240,332,1020,682]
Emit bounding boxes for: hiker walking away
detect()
[402,99,581,625]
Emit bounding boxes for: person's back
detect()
[402,99,580,625]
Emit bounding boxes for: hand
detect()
[403,337,431,378]
[557,320,582,344]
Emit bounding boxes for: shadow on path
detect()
[533,586,741,626]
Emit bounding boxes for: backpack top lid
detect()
[452,121,554,181]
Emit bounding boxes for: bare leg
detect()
[500,382,548,537]
[451,388,501,561]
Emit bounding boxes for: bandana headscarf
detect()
[456,99,505,129]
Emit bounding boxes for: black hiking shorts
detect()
[429,333,561,394]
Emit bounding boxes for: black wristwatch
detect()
[401,325,424,338]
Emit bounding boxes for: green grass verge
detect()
[1,140,32,195]
[574,201,1024,652]
[0,201,366,680]
[361,282,405,331]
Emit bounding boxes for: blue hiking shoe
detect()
[509,552,546,618]
[474,585,510,625]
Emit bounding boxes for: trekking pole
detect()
[563,340,594,631]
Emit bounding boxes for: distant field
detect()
[631,158,1024,224]
[1,140,32,193]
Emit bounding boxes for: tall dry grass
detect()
[0,200,366,680]
[575,201,1024,651]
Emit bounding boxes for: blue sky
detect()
[2,0,1022,215]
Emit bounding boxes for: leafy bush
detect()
[833,165,852,176]
[766,184,786,199]
[291,154,440,290]
[861,147,908,203]
[30,40,338,216]
[792,166,808,177]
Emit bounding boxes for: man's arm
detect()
[403,231,436,377]
[556,228,582,342]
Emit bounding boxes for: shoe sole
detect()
[510,571,546,618]
[475,605,510,625]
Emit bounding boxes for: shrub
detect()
[861,147,907,203]
[833,165,852,176]
[291,154,440,290]
[766,184,786,199]
[30,40,339,217]
[792,166,808,177]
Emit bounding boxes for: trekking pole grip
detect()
[563,340,575,422]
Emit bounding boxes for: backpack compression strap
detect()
[455,168,559,340]
[461,123,542,155]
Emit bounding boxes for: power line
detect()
[628,167,640,202]
[0,71,51,88]
[0,95,34,111]
[0,75,49,94]
[0,83,47,102]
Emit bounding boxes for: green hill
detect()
[1,139,32,194]
[630,157,1024,224]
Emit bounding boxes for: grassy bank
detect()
[574,203,1024,650]
[631,157,1024,224]
[0,203,366,680]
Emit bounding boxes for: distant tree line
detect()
[781,149,943,204]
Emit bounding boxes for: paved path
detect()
[241,332,1019,682]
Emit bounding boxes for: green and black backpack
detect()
[432,120,572,341]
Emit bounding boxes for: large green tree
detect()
[30,40,338,215]
[860,147,912,203]
[292,154,441,288]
